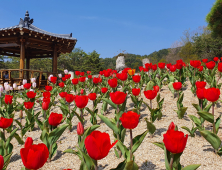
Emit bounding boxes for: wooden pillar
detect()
[19,39,25,79]
[26,57,30,79]
[52,44,57,74]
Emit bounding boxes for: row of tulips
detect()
[0,57,222,169]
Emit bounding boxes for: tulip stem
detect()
[116,105,122,158]
[212,103,216,134]
[169,154,174,169]
[94,160,98,170]
[130,129,133,161]
[150,100,152,109]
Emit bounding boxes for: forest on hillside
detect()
[1,26,222,74]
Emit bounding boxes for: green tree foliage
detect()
[206,0,222,37]
[179,42,198,63]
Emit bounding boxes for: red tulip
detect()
[110,91,127,105]
[99,70,104,75]
[20,143,49,169]
[168,122,175,130]
[196,88,205,99]
[166,63,172,69]
[163,128,188,154]
[88,75,92,79]
[24,83,31,89]
[62,77,67,82]
[50,77,57,84]
[206,61,215,70]
[75,71,80,76]
[80,72,85,76]
[153,85,159,92]
[26,91,36,99]
[132,88,140,96]
[158,62,165,69]
[65,94,75,103]
[204,87,220,102]
[101,87,108,94]
[43,97,50,103]
[72,78,79,85]
[144,90,157,100]
[59,82,65,88]
[120,111,140,129]
[214,57,219,62]
[195,81,206,89]
[42,101,50,110]
[87,71,91,74]
[0,155,4,170]
[108,78,118,88]
[170,65,177,72]
[173,82,182,90]
[48,112,63,127]
[24,137,33,148]
[4,95,13,104]
[84,130,117,160]
[198,66,203,72]
[132,75,141,83]
[88,93,97,101]
[176,59,184,69]
[151,64,157,71]
[117,72,128,81]
[75,95,88,108]
[45,86,52,91]
[190,60,201,68]
[104,70,111,77]
[202,59,208,63]
[218,62,222,72]
[79,77,86,82]
[43,91,51,98]
[93,77,100,84]
[145,63,152,69]
[24,101,34,109]
[0,117,13,129]
[65,74,71,79]
[77,122,84,136]
[59,92,67,98]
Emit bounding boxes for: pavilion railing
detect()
[0,69,58,88]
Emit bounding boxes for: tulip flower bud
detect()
[77,122,84,136]
[80,89,84,95]
[31,78,36,83]
[64,69,69,74]
[21,85,24,89]
[58,74,62,78]
[13,83,17,89]
[24,137,33,148]
[168,122,175,130]
[0,86,3,93]
[48,74,53,81]
[4,82,8,87]
[10,87,13,91]
[32,82,36,88]
[17,86,21,90]
[23,79,27,85]
[5,85,10,91]
[29,89,34,92]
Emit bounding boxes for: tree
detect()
[206,0,222,37]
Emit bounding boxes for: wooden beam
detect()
[26,57,30,79]
[0,43,20,48]
[19,39,25,79]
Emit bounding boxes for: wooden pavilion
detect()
[0,11,77,87]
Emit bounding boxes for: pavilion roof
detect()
[0,11,77,41]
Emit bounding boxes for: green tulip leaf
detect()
[200,130,221,150]
[5,128,18,149]
[98,114,119,134]
[110,160,126,170]
[145,118,156,134]
[192,104,201,112]
[123,161,139,170]
[132,130,148,153]
[146,81,155,90]
[181,164,201,170]
[164,146,172,170]
[215,115,221,134]
[13,132,24,145]
[176,107,188,119]
[168,82,175,94]
[101,98,117,109]
[188,115,202,127]
[181,126,192,135]
[3,152,12,170]
[197,111,214,123]
[203,103,212,112]
[76,147,95,169]
[48,124,69,144]
[153,142,164,150]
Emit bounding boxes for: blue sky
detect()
[0,0,215,58]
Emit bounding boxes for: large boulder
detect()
[116,56,126,72]
[142,58,150,68]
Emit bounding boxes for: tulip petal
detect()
[85,135,101,160]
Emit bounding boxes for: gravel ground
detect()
[7,81,222,170]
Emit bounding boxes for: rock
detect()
[116,56,126,72]
[142,58,150,68]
